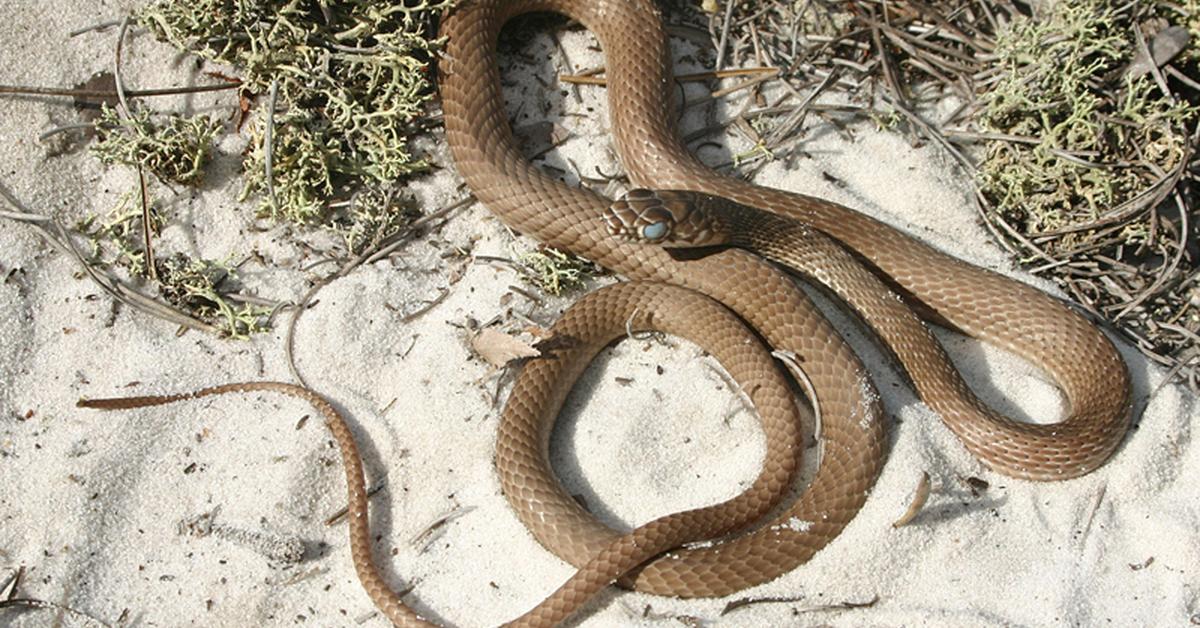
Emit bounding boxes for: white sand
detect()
[1,2,1197,626]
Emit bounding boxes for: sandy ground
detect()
[1,1,1197,626]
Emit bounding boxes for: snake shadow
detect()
[544,330,831,536]
[545,344,672,531]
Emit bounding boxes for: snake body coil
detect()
[77,0,1133,626]
[442,0,890,601]
[440,0,1132,619]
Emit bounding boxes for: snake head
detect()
[604,188,728,248]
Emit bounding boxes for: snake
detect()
[74,0,1134,626]
[603,188,1132,477]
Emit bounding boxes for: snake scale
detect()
[77,0,1133,626]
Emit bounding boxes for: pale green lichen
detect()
[90,105,220,185]
[792,2,855,40]
[977,0,1197,247]
[869,107,901,132]
[732,141,774,167]
[516,247,595,296]
[138,0,454,225]
[155,254,269,339]
[76,193,270,338]
[336,184,421,256]
[75,192,161,276]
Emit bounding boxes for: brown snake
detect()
[76,0,1133,626]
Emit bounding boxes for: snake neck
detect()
[717,202,816,263]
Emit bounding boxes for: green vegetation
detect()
[978,0,1197,252]
[718,0,1200,378]
[337,185,421,256]
[154,254,269,339]
[516,247,595,296]
[76,193,160,277]
[49,0,456,338]
[77,194,270,338]
[91,105,220,185]
[139,0,453,224]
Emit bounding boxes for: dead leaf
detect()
[523,325,553,339]
[471,328,540,367]
[236,91,253,130]
[1127,25,1190,79]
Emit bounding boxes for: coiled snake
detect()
[78,0,1133,626]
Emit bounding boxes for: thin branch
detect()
[113,15,134,117]
[137,166,158,282]
[0,81,241,99]
[713,0,738,72]
[264,79,281,213]
[558,66,779,86]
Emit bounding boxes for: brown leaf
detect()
[523,325,553,339]
[236,91,253,130]
[892,471,931,528]
[1127,26,1190,79]
[470,328,540,367]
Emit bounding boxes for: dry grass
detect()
[688,0,1200,386]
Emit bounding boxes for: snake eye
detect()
[640,221,669,242]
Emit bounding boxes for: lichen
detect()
[75,192,160,276]
[76,194,270,338]
[90,105,220,186]
[336,184,421,256]
[516,247,595,296]
[138,0,454,225]
[154,254,269,339]
[977,0,1197,244]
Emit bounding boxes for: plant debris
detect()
[892,470,932,527]
[693,0,1200,385]
[76,193,161,277]
[90,105,220,185]
[516,246,595,296]
[179,507,305,566]
[153,254,269,339]
[471,327,541,368]
[721,592,879,615]
[75,194,270,338]
[337,184,422,256]
[139,0,454,225]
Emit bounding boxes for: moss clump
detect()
[977,0,1197,248]
[337,185,421,256]
[90,105,220,185]
[77,194,270,338]
[154,254,269,339]
[139,0,453,225]
[517,247,595,296]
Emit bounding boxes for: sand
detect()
[1,1,1196,626]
